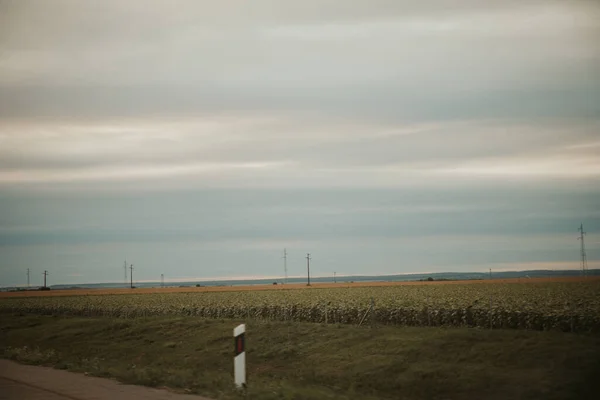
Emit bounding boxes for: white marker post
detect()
[234,324,246,389]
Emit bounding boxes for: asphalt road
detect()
[0,360,212,400]
[0,377,68,400]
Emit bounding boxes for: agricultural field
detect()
[0,276,592,298]
[2,278,599,333]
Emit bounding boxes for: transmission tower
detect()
[43,270,49,288]
[578,223,588,277]
[161,273,164,288]
[27,268,30,287]
[283,249,288,284]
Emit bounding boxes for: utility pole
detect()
[306,253,311,286]
[124,259,128,288]
[334,271,336,283]
[283,248,288,284]
[130,264,134,289]
[43,270,48,288]
[27,268,30,287]
[578,223,588,277]
[161,273,164,288]
[489,268,492,280]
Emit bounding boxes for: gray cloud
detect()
[1,1,599,120]
[0,117,598,189]
[1,186,598,245]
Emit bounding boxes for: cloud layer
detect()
[0,0,599,285]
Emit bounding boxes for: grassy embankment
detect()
[1,314,599,399]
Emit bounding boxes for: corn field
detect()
[2,281,599,333]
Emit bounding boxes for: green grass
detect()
[1,314,599,399]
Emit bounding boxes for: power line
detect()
[578,223,588,276]
[306,253,311,286]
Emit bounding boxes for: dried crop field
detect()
[2,278,599,333]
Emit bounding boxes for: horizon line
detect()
[9,267,597,288]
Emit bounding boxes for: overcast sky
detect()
[1,0,599,286]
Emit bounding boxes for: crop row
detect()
[1,281,599,333]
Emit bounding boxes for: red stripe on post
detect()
[234,333,245,356]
